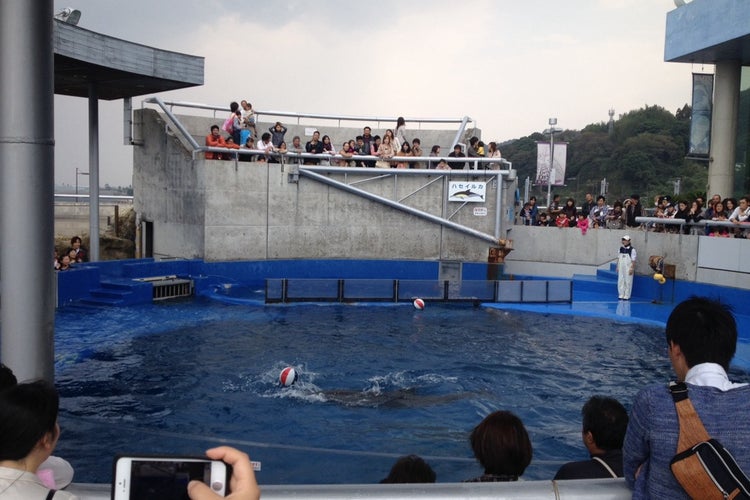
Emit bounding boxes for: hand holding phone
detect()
[112,455,230,500]
[187,447,260,500]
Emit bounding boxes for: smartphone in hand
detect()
[112,455,230,500]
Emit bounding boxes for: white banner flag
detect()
[534,142,567,186]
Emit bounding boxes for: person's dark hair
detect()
[412,138,421,145]
[70,236,82,245]
[530,196,536,202]
[597,195,605,202]
[430,145,440,154]
[210,125,220,132]
[469,410,532,478]
[261,132,271,142]
[396,116,406,128]
[566,197,575,206]
[582,396,628,451]
[665,296,737,370]
[356,135,363,141]
[0,364,17,391]
[613,200,623,209]
[380,454,436,483]
[469,136,479,146]
[230,101,239,113]
[0,381,59,461]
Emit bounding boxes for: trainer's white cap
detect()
[622,235,631,241]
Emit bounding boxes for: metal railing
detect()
[635,216,750,234]
[145,97,474,131]
[55,194,134,202]
[141,96,488,162]
[202,148,511,170]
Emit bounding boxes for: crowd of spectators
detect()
[206,101,503,169]
[518,191,750,237]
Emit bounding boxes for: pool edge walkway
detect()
[483,289,671,327]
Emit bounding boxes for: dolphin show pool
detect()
[51,296,750,486]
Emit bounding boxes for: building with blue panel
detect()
[665,0,750,197]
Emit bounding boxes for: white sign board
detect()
[473,207,488,216]
[448,181,486,203]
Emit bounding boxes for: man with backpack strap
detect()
[623,297,750,499]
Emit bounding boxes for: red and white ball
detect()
[279,367,297,387]
[413,298,425,310]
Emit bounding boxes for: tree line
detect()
[501,91,750,204]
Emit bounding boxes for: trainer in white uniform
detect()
[616,235,636,300]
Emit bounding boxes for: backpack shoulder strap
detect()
[46,490,57,500]
[592,456,618,478]
[669,381,711,452]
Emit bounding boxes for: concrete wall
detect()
[201,163,502,261]
[54,202,131,237]
[504,224,750,289]
[134,109,205,258]
[134,109,505,262]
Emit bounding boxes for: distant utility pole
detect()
[608,108,615,136]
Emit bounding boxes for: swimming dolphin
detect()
[320,387,472,408]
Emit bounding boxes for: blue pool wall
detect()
[57,258,750,312]
[57,259,443,305]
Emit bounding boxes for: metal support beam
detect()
[89,83,100,261]
[299,168,501,245]
[0,0,56,382]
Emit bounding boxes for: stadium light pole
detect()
[544,118,562,207]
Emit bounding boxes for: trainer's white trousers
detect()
[617,253,634,299]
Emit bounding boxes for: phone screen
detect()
[130,460,213,500]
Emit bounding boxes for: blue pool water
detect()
[53,298,750,485]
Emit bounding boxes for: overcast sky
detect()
[53,0,699,187]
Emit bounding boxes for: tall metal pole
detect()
[89,83,100,261]
[548,130,555,207]
[0,0,56,382]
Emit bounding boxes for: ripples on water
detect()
[52,299,747,484]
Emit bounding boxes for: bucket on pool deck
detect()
[280,367,297,387]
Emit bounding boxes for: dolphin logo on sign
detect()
[452,189,484,200]
[448,181,487,202]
